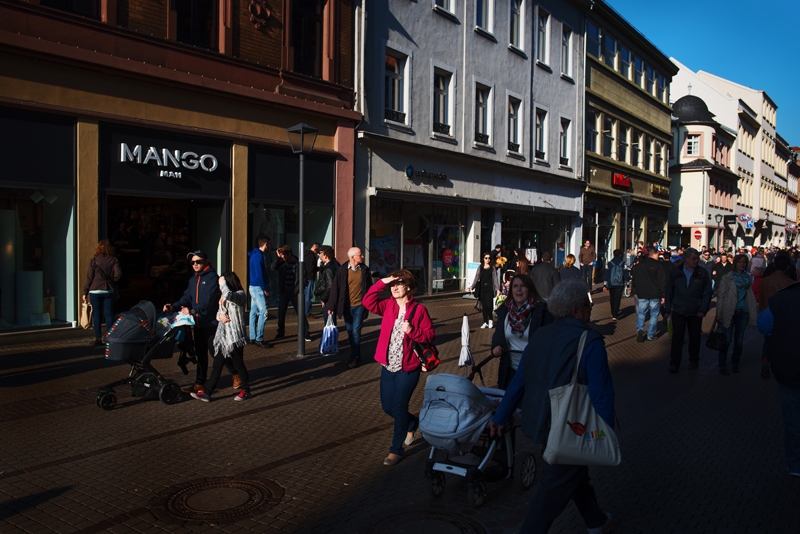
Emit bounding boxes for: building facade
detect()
[583,1,677,272]
[0,0,359,331]
[353,0,589,295]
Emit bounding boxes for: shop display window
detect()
[0,187,75,330]
[369,199,402,277]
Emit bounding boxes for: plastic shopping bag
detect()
[320,314,339,355]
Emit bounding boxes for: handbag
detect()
[406,304,440,372]
[543,330,621,467]
[705,322,728,351]
[80,301,93,330]
[475,299,483,312]
[93,259,120,302]
[319,314,339,355]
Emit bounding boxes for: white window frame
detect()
[559,116,571,167]
[618,125,629,164]
[476,0,494,33]
[646,65,656,95]
[510,0,523,49]
[507,91,523,154]
[619,45,631,79]
[432,63,455,138]
[534,105,548,161]
[474,77,494,146]
[434,0,455,14]
[634,56,644,88]
[603,33,617,70]
[384,42,413,128]
[586,109,598,153]
[687,134,700,157]
[631,129,641,167]
[602,115,616,158]
[587,20,601,58]
[561,25,572,77]
[536,9,549,65]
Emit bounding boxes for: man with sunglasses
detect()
[165,250,235,392]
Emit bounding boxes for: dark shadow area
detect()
[0,487,73,520]
[0,350,130,388]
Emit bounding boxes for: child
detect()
[502,271,514,296]
[191,271,252,402]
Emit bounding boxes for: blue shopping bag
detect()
[320,314,339,355]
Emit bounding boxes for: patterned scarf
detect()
[213,280,248,357]
[507,297,536,338]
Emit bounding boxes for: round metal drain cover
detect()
[369,510,487,534]
[150,476,283,524]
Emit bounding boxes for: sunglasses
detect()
[190,259,205,265]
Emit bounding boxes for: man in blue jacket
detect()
[490,280,615,534]
[248,234,272,348]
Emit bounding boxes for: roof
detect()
[672,95,716,124]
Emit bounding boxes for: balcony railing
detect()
[433,122,451,135]
[384,108,406,123]
[508,141,520,152]
[475,132,490,144]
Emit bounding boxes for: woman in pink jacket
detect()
[363,269,435,466]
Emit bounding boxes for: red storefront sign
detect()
[612,173,631,188]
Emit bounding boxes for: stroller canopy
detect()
[419,373,498,453]
[106,300,158,344]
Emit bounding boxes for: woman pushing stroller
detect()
[191,271,252,402]
[363,269,435,466]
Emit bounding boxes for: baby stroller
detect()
[419,373,536,508]
[95,300,182,410]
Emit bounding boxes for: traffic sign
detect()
[694,230,702,240]
[746,220,754,229]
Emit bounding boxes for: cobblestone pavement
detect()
[1,288,798,533]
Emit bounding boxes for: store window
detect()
[432,205,465,293]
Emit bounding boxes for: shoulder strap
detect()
[93,258,111,281]
[406,302,416,322]
[570,330,590,386]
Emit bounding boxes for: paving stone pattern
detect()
[1,289,798,533]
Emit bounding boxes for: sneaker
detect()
[273,333,285,340]
[190,391,210,402]
[234,390,251,401]
[304,335,312,342]
[254,340,274,349]
[480,322,489,329]
[488,320,494,328]
[232,373,241,390]
[612,316,618,322]
[404,430,418,446]
[587,512,613,534]
[636,330,645,343]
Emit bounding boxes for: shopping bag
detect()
[493,294,506,310]
[319,314,339,355]
[543,331,621,467]
[705,323,728,351]
[80,301,93,330]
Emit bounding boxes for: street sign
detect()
[693,230,702,240]
[746,220,754,229]
[723,215,736,225]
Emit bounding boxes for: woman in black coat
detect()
[468,252,500,328]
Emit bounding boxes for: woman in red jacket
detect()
[363,269,435,466]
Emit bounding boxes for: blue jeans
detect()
[777,383,800,474]
[249,286,268,342]
[636,298,661,339]
[89,292,114,339]
[304,280,315,314]
[379,366,421,455]
[719,308,748,369]
[343,305,365,361]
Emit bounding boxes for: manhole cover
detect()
[369,510,487,534]
[149,476,284,524]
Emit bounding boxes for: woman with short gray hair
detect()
[547,279,594,319]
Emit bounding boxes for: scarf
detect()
[213,280,247,357]
[507,297,536,338]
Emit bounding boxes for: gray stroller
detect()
[419,373,537,508]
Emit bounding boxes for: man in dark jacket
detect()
[304,242,320,319]
[664,248,712,373]
[602,249,629,321]
[632,247,666,341]
[248,234,272,348]
[757,281,800,477]
[489,280,615,532]
[165,250,232,391]
[327,247,373,368]
[531,251,560,300]
[314,246,340,311]
[270,245,309,341]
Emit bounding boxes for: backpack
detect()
[610,261,624,287]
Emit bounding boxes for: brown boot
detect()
[92,337,103,347]
[232,373,241,390]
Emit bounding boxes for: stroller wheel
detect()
[430,472,446,498]
[97,392,117,411]
[467,480,486,508]
[514,453,537,490]
[159,382,181,405]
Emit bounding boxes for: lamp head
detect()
[286,123,318,154]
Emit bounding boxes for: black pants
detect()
[479,291,494,324]
[608,286,623,318]
[192,326,233,385]
[581,265,593,285]
[206,345,249,394]
[522,463,607,533]
[277,290,310,337]
[669,312,703,368]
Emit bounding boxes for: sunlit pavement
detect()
[1,288,797,533]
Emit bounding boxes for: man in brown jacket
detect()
[578,240,596,286]
[758,254,794,379]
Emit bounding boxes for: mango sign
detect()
[443,249,454,267]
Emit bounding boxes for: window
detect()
[291,0,324,76]
[586,110,598,153]
[475,84,491,144]
[175,0,217,50]
[560,118,570,166]
[587,21,601,58]
[619,46,631,79]
[40,0,98,18]
[658,74,667,102]
[510,0,522,48]
[477,0,491,31]
[645,135,653,171]
[536,11,549,63]
[561,28,571,76]
[646,66,655,95]
[618,125,629,164]
[385,52,406,123]
[508,97,521,152]
[435,0,451,10]
[602,116,615,158]
[655,141,664,174]
[535,108,547,159]
[631,130,641,167]
[686,134,699,156]
[634,56,644,88]
[603,34,617,69]
[433,70,451,135]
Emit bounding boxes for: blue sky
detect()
[606,0,800,147]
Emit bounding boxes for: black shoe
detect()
[254,340,273,349]
[637,330,645,343]
[719,367,730,376]
[732,365,739,373]
[273,333,285,340]
[668,364,679,373]
[348,359,360,369]
[688,361,698,370]
[177,355,190,375]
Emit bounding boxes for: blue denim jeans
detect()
[343,305,365,361]
[89,292,114,339]
[249,286,268,342]
[719,308,748,369]
[304,280,315,314]
[777,383,800,474]
[379,366,421,455]
[636,298,661,339]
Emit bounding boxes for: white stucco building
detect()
[352,0,590,294]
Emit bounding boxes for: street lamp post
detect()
[714,213,723,251]
[287,123,318,358]
[620,193,632,256]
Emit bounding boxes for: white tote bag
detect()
[319,314,339,355]
[543,331,621,467]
